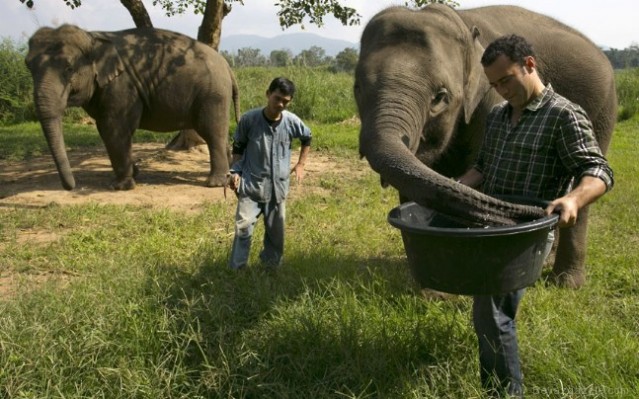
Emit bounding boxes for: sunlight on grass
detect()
[1,115,638,397]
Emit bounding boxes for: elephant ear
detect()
[463,26,490,124]
[89,33,125,88]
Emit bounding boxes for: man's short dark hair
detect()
[481,34,536,67]
[268,77,296,98]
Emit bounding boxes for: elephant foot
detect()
[549,269,586,289]
[111,177,136,191]
[206,173,228,188]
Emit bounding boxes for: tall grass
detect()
[1,113,638,397]
[234,66,357,123]
[616,68,639,120]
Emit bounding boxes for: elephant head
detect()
[355,5,544,226]
[25,24,124,190]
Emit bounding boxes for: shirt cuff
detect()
[582,168,614,192]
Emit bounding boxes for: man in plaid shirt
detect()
[457,35,614,397]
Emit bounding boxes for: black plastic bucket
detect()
[387,197,558,295]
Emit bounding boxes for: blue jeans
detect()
[229,195,286,269]
[473,290,525,397]
[472,232,554,397]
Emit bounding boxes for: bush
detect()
[0,37,35,124]
[616,68,639,121]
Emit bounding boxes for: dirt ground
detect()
[0,142,367,212]
[0,143,370,296]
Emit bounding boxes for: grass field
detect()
[0,115,638,397]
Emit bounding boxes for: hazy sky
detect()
[2,0,637,49]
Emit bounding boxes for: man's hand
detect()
[291,162,306,184]
[228,173,240,193]
[545,197,579,228]
[545,176,608,228]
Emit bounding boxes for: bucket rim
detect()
[387,198,559,237]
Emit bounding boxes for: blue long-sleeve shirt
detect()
[230,108,312,203]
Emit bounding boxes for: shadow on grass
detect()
[145,247,474,397]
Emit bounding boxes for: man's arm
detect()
[456,167,484,189]
[545,176,608,228]
[291,144,311,183]
[549,103,613,227]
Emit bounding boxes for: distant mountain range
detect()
[219,33,358,57]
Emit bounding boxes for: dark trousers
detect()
[473,290,525,397]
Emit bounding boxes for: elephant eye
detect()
[61,58,74,75]
[430,88,449,115]
[433,88,449,104]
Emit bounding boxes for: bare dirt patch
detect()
[0,142,369,212]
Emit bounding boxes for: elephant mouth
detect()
[67,88,84,107]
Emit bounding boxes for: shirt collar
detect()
[524,83,554,112]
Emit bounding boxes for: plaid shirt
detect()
[475,85,614,201]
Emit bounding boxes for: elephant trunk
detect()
[360,121,545,227]
[34,77,76,190]
[39,116,76,190]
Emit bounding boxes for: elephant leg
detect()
[196,109,230,188]
[204,138,230,187]
[97,121,137,191]
[551,206,590,288]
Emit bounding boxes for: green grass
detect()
[234,66,357,123]
[616,68,639,121]
[0,116,638,398]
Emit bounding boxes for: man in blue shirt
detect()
[228,77,312,270]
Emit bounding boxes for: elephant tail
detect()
[229,67,240,124]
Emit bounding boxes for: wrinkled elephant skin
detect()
[26,24,240,190]
[355,5,616,288]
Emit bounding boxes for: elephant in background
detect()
[355,5,616,288]
[26,24,240,190]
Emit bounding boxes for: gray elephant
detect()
[26,24,240,190]
[355,5,616,288]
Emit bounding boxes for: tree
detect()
[236,47,267,67]
[19,0,459,149]
[220,50,236,67]
[270,49,293,67]
[603,44,639,69]
[331,47,358,73]
[20,0,459,53]
[0,38,34,123]
[294,45,328,67]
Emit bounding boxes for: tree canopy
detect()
[19,0,460,49]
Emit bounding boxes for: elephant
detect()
[25,24,240,191]
[354,4,616,288]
